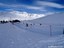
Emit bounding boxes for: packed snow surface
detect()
[0,23,64,48]
[0,13,64,48]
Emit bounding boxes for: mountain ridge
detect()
[28,12,64,24]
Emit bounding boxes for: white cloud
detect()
[36,1,64,8]
[25,5,47,11]
[0,2,47,11]
[0,3,38,9]
[25,5,41,10]
[0,3,22,7]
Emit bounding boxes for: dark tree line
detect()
[0,20,8,24]
[9,20,20,23]
[0,20,20,24]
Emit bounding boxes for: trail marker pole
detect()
[50,25,52,36]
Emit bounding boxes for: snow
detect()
[30,12,64,24]
[0,11,45,21]
[0,13,64,48]
[24,12,64,36]
[0,23,50,48]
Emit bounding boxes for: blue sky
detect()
[0,0,64,14]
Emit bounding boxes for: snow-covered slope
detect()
[0,23,50,48]
[0,11,45,21]
[21,12,64,36]
[0,12,64,48]
[0,23,64,48]
[30,12,64,24]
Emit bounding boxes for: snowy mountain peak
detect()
[0,11,46,21]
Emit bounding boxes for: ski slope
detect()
[0,23,64,48]
[0,23,50,48]
[22,12,64,36]
[29,12,64,24]
[0,12,64,48]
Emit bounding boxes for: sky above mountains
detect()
[0,0,64,14]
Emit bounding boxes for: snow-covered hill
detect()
[0,23,49,48]
[30,12,64,24]
[22,12,64,36]
[0,12,64,48]
[0,11,45,21]
[0,23,64,48]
